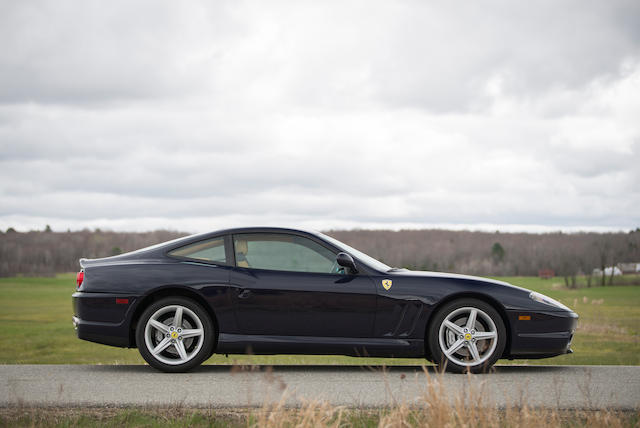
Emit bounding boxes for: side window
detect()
[233,233,338,274]
[169,237,226,264]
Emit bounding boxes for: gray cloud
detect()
[0,0,639,232]
[0,1,242,104]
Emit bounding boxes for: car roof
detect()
[82,227,326,266]
[214,226,321,235]
[162,226,325,250]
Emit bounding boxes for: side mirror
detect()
[336,252,358,274]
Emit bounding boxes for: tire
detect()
[136,297,215,373]
[427,298,506,374]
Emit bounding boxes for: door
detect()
[230,232,377,338]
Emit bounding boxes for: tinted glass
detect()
[169,237,226,263]
[234,233,338,274]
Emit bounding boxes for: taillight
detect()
[76,271,84,289]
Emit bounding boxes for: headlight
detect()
[529,291,570,311]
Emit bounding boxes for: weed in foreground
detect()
[0,404,637,427]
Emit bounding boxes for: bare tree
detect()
[2,228,640,280]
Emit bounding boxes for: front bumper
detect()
[507,309,578,359]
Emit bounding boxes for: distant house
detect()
[538,269,554,279]
[593,266,623,277]
[617,263,640,274]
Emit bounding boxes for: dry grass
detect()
[1,403,637,428]
[246,372,637,428]
[578,322,630,336]
[1,402,638,427]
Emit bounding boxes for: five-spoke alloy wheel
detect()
[136,297,215,372]
[428,298,506,373]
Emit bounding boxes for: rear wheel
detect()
[427,298,506,373]
[136,297,214,372]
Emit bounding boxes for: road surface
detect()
[1,365,638,409]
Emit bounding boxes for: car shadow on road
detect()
[86,364,572,375]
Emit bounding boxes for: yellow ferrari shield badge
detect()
[382,279,393,290]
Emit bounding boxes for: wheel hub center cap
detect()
[464,333,472,341]
[170,331,179,339]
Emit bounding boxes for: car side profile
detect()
[72,227,578,373]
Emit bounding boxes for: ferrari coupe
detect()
[72,227,578,373]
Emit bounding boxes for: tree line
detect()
[328,229,640,286]
[1,227,639,285]
[0,229,184,277]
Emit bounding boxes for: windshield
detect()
[317,232,392,272]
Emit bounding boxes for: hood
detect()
[389,269,531,293]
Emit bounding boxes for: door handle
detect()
[238,289,252,299]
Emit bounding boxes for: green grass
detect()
[0,274,638,365]
[0,408,244,428]
[1,406,638,428]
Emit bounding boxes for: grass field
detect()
[0,274,638,365]
[1,406,638,428]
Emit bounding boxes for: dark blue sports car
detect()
[72,227,578,373]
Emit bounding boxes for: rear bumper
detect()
[507,309,578,359]
[72,315,130,347]
[72,291,139,348]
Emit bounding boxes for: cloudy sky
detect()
[1,1,639,233]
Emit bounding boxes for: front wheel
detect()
[136,297,215,373]
[427,298,506,373]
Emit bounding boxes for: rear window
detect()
[168,237,226,264]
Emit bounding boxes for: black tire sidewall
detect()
[136,296,215,373]
[428,298,506,374]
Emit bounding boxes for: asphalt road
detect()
[1,365,638,410]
